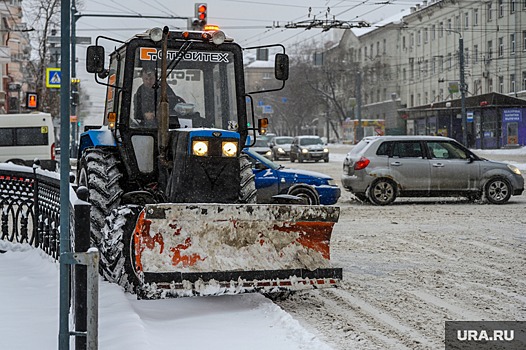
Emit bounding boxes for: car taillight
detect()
[354,157,370,170]
[51,143,56,161]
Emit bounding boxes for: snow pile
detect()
[0,240,334,350]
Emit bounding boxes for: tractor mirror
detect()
[274,53,289,81]
[86,45,105,74]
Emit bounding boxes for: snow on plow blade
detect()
[133,204,341,298]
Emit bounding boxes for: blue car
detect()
[243,148,341,205]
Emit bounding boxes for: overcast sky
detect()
[68,0,422,120]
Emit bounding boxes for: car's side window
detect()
[427,141,468,160]
[376,141,392,156]
[392,141,423,158]
[427,142,449,159]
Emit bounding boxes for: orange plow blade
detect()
[133,204,341,298]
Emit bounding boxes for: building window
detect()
[403,68,406,81]
[383,39,386,54]
[465,48,469,65]
[455,15,460,31]
[499,0,504,17]
[523,31,526,50]
[432,57,436,74]
[474,9,479,26]
[523,71,526,90]
[402,36,406,49]
[474,45,479,63]
[488,2,493,21]
[498,37,504,57]
[370,44,373,57]
[431,25,436,40]
[511,0,516,13]
[417,30,421,46]
[439,56,444,72]
[364,47,367,59]
[510,74,516,92]
[499,76,504,93]
[488,40,493,60]
[377,41,380,55]
[409,58,414,79]
[511,33,516,54]
[464,12,469,28]
[447,18,452,33]
[447,53,452,70]
[439,22,444,37]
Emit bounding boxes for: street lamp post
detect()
[446,29,468,146]
[458,35,468,146]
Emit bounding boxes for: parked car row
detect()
[255,134,330,163]
[245,134,523,206]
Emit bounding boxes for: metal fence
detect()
[0,163,94,349]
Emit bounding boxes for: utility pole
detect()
[355,70,363,142]
[459,35,467,146]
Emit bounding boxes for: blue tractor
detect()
[77,27,341,298]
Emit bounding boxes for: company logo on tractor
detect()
[139,48,230,63]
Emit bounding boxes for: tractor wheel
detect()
[99,205,142,293]
[239,154,257,203]
[78,148,124,245]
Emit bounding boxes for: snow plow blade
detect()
[133,204,341,298]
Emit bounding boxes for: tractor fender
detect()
[78,127,117,158]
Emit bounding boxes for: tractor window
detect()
[130,47,238,130]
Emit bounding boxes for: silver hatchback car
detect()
[342,136,524,205]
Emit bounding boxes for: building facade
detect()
[0,0,32,113]
[330,0,526,147]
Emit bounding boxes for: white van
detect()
[0,112,57,171]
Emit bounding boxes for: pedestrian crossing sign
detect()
[46,68,61,88]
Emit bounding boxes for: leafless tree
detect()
[24,0,61,116]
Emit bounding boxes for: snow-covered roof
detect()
[352,8,410,37]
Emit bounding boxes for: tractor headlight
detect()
[192,140,209,156]
[222,141,237,157]
[301,148,309,154]
[149,27,163,42]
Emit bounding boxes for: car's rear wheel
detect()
[485,177,512,204]
[368,178,397,205]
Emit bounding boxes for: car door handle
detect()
[432,163,444,167]
[390,161,402,166]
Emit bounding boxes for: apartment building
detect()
[0,0,32,113]
[330,0,526,147]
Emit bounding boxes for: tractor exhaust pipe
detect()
[158,26,170,164]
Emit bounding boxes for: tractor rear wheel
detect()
[77,148,124,246]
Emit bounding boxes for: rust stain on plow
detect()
[273,222,335,260]
[135,210,165,271]
[169,233,206,268]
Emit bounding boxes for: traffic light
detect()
[26,92,38,109]
[71,78,80,106]
[193,3,207,30]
